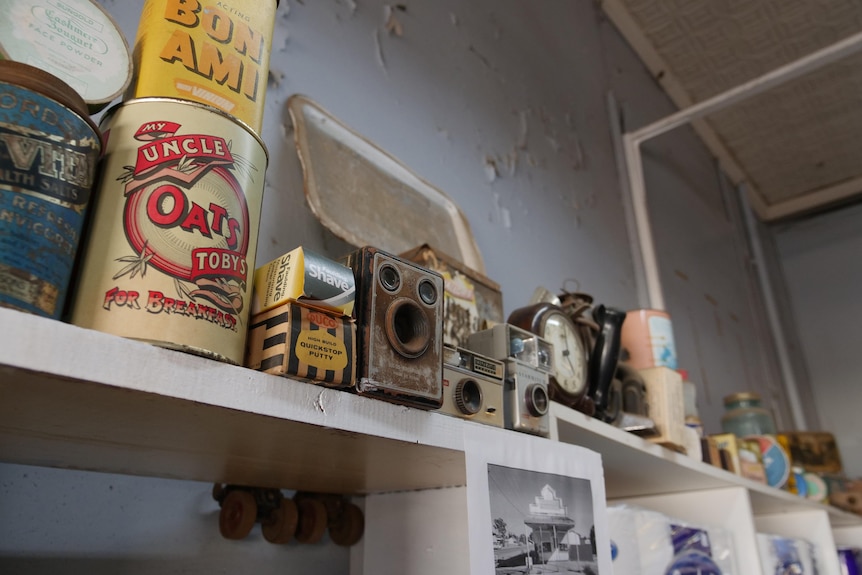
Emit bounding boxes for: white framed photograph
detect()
[465,423,611,574]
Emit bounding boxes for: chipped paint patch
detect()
[517,109,530,150]
[373,28,387,72]
[491,192,511,229]
[314,390,327,414]
[268,69,286,88]
[484,156,498,183]
[383,4,404,36]
[468,44,495,71]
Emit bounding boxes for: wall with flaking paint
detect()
[0,0,783,572]
[774,202,862,477]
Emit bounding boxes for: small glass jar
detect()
[721,392,777,437]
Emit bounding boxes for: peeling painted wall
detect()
[1,0,783,572]
[774,203,862,477]
[598,23,790,433]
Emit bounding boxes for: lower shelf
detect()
[0,308,466,495]
[551,402,862,528]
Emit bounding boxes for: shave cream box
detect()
[252,246,356,316]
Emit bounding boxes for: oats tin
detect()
[127,0,278,134]
[0,0,132,113]
[70,97,268,364]
[0,60,101,318]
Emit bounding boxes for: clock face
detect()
[542,311,588,399]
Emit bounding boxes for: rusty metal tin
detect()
[70,97,268,364]
[0,60,101,319]
[127,0,278,134]
[0,0,132,113]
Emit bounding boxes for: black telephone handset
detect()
[587,304,626,422]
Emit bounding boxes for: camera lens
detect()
[385,298,430,358]
[418,279,437,305]
[378,264,400,292]
[455,379,483,416]
[526,384,549,416]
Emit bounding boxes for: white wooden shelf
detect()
[551,402,862,529]
[0,308,466,495]
[1,306,859,558]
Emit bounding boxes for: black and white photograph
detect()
[465,424,610,574]
[488,464,598,575]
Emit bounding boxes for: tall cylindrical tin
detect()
[127,0,278,134]
[620,308,678,370]
[70,98,268,364]
[0,0,133,113]
[0,60,101,319]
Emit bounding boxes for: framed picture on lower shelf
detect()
[464,423,611,575]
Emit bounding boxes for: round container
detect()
[748,435,790,489]
[803,471,828,502]
[0,0,132,113]
[0,60,101,319]
[70,98,268,364]
[620,308,678,370]
[127,0,278,134]
[721,391,777,436]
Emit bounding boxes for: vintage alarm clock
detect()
[508,302,590,412]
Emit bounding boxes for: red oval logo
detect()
[308,311,338,330]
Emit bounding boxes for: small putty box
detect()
[246,300,355,387]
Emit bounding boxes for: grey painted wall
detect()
[1,0,787,572]
[0,464,347,573]
[774,203,862,477]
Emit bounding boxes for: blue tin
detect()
[0,61,101,318]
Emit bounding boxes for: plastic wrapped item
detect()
[837,546,861,575]
[757,533,819,574]
[607,505,738,574]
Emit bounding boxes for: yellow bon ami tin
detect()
[127,0,278,134]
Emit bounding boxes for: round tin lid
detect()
[0,60,100,138]
[0,0,132,113]
[723,391,762,405]
[0,59,89,117]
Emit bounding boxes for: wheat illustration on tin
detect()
[113,241,154,280]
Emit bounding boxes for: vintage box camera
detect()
[344,247,444,409]
[466,324,553,437]
[440,344,504,427]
